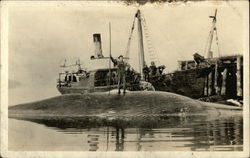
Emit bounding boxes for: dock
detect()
[177,55,243,100]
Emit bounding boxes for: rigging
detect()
[124,10,161,69]
[204,9,220,58]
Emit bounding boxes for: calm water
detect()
[9,114,243,151]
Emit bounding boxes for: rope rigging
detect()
[124,16,136,60]
[140,13,161,66]
[204,9,220,59]
[203,25,221,58]
[124,11,161,67]
[60,58,84,69]
[215,28,221,57]
[204,28,213,58]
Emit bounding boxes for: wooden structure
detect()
[177,55,243,99]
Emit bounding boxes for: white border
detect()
[1,1,9,155]
[1,1,249,158]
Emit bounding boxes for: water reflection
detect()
[9,115,243,151]
[115,128,125,151]
[87,134,99,151]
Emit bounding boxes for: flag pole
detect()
[108,22,112,95]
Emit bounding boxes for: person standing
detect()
[149,61,157,81]
[143,64,150,81]
[110,55,127,94]
[126,64,132,83]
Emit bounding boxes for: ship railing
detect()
[94,76,141,87]
[57,72,89,83]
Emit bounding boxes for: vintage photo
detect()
[1,0,249,157]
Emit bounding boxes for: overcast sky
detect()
[7,1,248,105]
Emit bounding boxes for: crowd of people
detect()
[143,61,166,82]
[109,55,166,94]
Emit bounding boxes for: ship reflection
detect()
[13,115,243,151]
[115,128,125,151]
[87,134,99,151]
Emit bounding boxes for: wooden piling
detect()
[236,56,242,97]
[221,68,227,95]
[208,72,213,96]
[204,74,209,96]
[185,61,188,70]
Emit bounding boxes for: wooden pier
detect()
[177,55,243,99]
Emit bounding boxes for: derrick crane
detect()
[124,9,161,81]
[204,9,220,58]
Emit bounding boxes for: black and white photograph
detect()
[1,0,249,157]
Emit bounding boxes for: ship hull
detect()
[57,85,118,94]
[152,55,243,101]
[153,69,206,99]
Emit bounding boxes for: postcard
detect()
[1,1,249,158]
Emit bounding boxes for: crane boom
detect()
[206,9,217,58]
[136,9,145,80]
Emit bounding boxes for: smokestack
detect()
[93,34,103,58]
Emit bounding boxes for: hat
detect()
[118,55,124,58]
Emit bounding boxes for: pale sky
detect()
[7,1,248,105]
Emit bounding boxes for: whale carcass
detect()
[9,91,242,123]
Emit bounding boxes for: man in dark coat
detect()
[149,61,157,79]
[143,64,150,81]
[110,55,127,94]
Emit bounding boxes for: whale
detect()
[9,91,242,123]
[8,91,243,152]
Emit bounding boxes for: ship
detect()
[152,9,243,102]
[57,9,243,103]
[56,10,151,94]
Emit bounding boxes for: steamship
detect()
[56,34,142,94]
[57,9,243,102]
[56,10,146,94]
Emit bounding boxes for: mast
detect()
[206,9,217,58]
[136,10,145,80]
[108,22,112,95]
